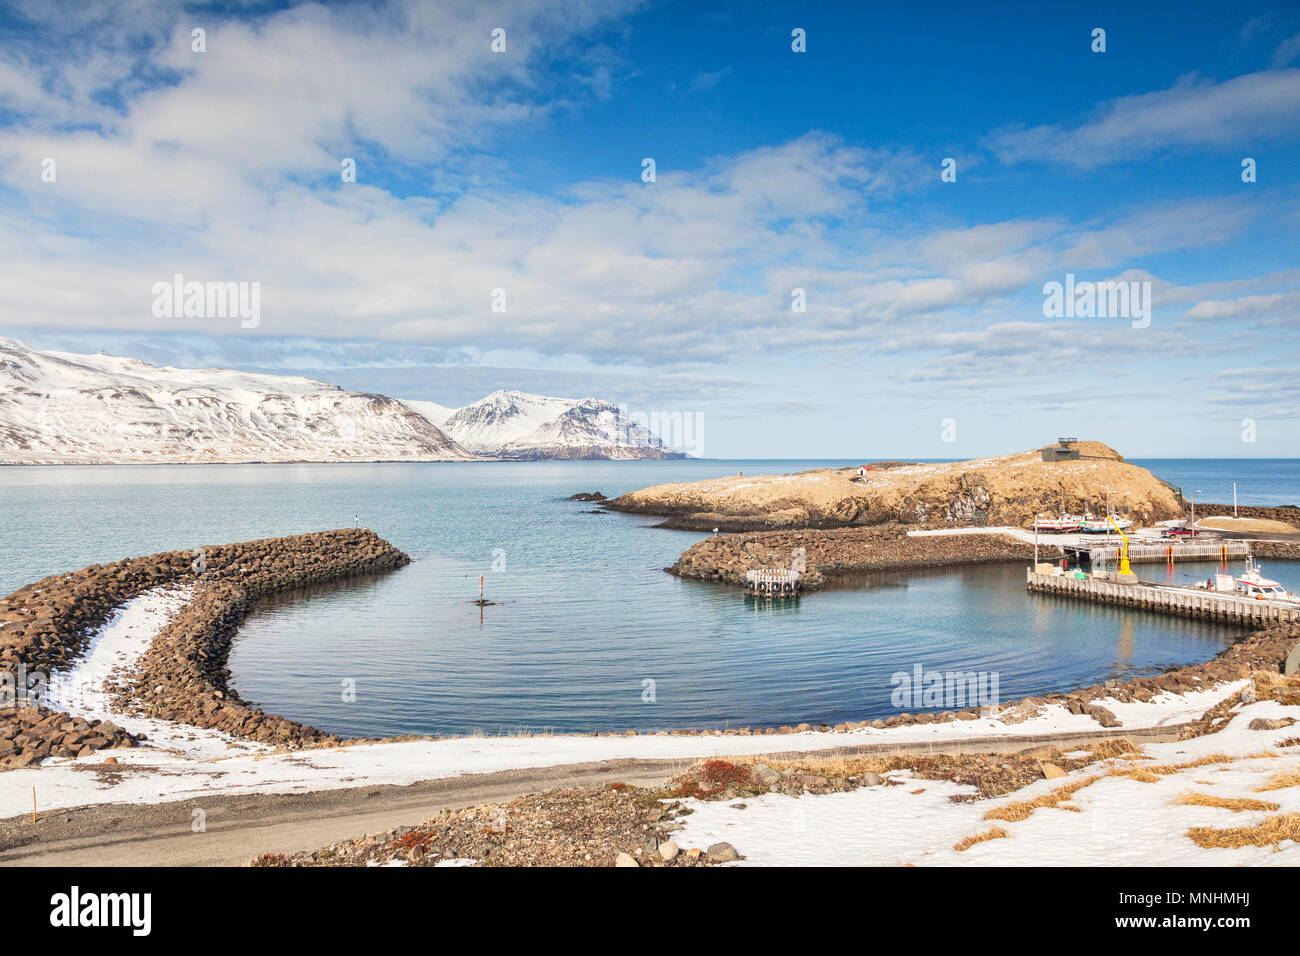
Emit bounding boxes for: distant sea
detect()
[1130,459,1300,507]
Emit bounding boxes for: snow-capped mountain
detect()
[0,338,685,463]
[430,390,684,460]
[0,337,474,464]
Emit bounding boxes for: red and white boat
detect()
[1034,513,1081,533]
[1203,559,1300,603]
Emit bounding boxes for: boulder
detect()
[706,842,740,863]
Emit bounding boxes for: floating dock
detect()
[744,568,802,597]
[1026,569,1300,625]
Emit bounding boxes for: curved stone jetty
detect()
[0,529,409,768]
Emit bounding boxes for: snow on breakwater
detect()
[0,529,410,767]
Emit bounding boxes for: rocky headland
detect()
[607,442,1185,531]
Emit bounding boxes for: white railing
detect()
[744,568,801,594]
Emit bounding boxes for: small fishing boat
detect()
[1034,513,1081,533]
[1079,512,1133,534]
[1232,559,1300,602]
[1199,558,1300,602]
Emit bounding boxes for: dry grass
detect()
[1253,673,1300,707]
[1174,791,1280,813]
[1186,813,1300,849]
[1121,769,1162,783]
[1089,737,1144,760]
[1197,516,1298,534]
[724,749,1060,800]
[953,826,1009,852]
[983,752,1271,823]
[1256,767,1300,792]
[984,776,1101,822]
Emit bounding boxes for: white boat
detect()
[1079,512,1132,533]
[1207,559,1300,602]
[1034,513,1081,533]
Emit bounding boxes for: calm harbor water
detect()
[0,458,1295,736]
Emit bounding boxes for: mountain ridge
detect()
[0,337,683,464]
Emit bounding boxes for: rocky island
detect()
[606,441,1185,532]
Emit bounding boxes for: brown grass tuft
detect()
[1186,813,1300,849]
[984,752,1271,823]
[1090,737,1143,759]
[1252,673,1300,706]
[1256,768,1300,792]
[953,826,1009,852]
[984,776,1101,822]
[1174,791,1280,813]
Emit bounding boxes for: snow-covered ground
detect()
[674,701,1300,866]
[43,584,267,761]
[0,585,1262,835]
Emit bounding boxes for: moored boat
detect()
[1079,512,1132,533]
[1200,558,1300,603]
[1034,512,1081,533]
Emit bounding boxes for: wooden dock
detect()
[1064,540,1252,567]
[744,568,802,597]
[1026,569,1300,625]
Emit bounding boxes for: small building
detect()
[856,465,875,476]
[1042,438,1080,462]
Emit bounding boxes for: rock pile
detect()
[0,707,134,768]
[252,782,717,868]
[669,527,1056,589]
[1197,505,1300,525]
[1,529,409,767]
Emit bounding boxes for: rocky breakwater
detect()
[108,529,408,748]
[670,527,1056,589]
[607,441,1185,532]
[0,529,409,769]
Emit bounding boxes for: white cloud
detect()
[987,70,1300,168]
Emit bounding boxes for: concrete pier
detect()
[1026,568,1300,625]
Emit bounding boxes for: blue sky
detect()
[1,0,1298,458]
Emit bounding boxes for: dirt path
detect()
[0,724,1184,866]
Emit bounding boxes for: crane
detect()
[1109,514,1138,583]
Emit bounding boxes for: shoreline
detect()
[1,528,1297,823]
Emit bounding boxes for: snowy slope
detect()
[436,390,575,454]
[401,399,456,428]
[436,390,685,460]
[0,337,475,464]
